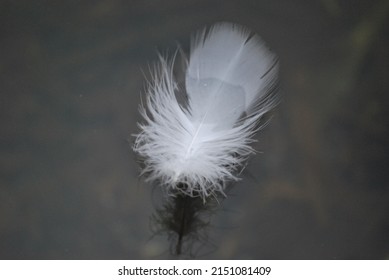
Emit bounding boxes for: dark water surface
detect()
[0,0,388,259]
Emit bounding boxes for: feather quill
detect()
[133,22,278,199]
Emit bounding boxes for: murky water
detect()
[0,0,388,259]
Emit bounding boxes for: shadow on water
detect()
[150,187,218,258]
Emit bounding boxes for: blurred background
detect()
[0,0,388,259]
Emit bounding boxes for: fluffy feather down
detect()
[133,22,278,199]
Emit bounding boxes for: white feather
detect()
[133,22,278,199]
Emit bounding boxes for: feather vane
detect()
[133,23,278,199]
